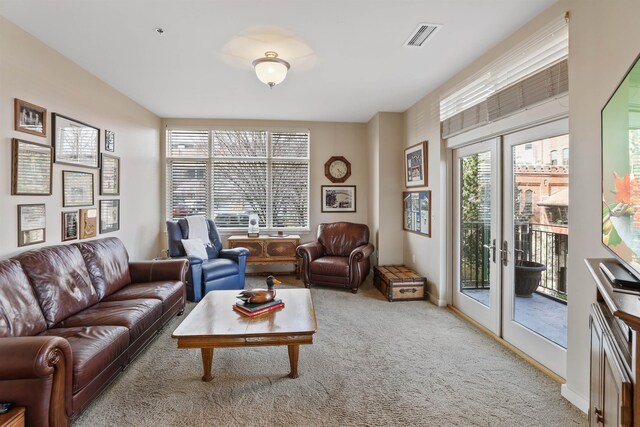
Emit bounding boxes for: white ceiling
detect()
[0,0,555,123]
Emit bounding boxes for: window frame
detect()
[165,126,311,233]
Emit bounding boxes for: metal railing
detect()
[461,222,568,301]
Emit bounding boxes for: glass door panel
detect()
[453,139,501,335]
[460,152,493,307]
[502,119,568,378]
[511,135,569,348]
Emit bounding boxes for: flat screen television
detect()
[602,52,640,286]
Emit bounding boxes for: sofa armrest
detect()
[219,247,249,260]
[129,259,188,283]
[296,241,324,263]
[0,336,72,424]
[349,244,374,266]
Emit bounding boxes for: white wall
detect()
[0,17,162,260]
[160,118,369,253]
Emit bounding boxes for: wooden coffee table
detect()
[172,289,317,381]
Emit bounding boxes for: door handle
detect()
[483,239,497,263]
[501,241,509,267]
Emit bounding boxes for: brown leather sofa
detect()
[0,237,187,427]
[297,222,374,293]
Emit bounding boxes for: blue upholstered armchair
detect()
[166,219,249,302]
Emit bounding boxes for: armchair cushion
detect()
[318,222,369,256]
[296,241,324,262]
[181,238,208,260]
[202,258,239,282]
[311,257,349,277]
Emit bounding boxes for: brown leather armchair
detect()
[297,222,374,293]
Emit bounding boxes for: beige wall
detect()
[400,0,640,410]
[367,114,380,265]
[373,112,404,266]
[160,118,369,255]
[403,92,445,305]
[0,16,162,260]
[564,0,640,409]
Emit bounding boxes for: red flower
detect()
[614,172,632,204]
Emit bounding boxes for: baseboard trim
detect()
[427,293,447,307]
[447,305,565,384]
[561,384,589,414]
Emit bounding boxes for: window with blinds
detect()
[166,129,310,230]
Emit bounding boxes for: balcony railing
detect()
[461,222,568,301]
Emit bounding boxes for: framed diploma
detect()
[18,204,46,246]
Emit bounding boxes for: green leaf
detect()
[608,227,622,247]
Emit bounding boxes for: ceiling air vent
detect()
[404,23,442,47]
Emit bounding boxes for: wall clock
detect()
[324,156,351,183]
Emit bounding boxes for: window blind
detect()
[166,128,310,230]
[212,161,268,227]
[166,160,209,219]
[440,16,568,138]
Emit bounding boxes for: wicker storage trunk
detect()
[373,265,427,302]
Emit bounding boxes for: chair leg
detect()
[351,288,358,294]
[304,283,311,289]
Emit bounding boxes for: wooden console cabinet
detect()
[0,407,25,427]
[228,234,300,277]
[586,259,636,426]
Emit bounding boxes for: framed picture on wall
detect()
[321,185,356,212]
[11,139,53,195]
[61,211,79,241]
[63,170,94,207]
[99,199,120,234]
[403,190,431,237]
[18,204,46,246]
[100,154,120,195]
[404,141,428,188]
[79,208,97,239]
[15,99,46,137]
[52,113,100,168]
[105,130,115,152]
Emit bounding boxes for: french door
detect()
[452,119,569,378]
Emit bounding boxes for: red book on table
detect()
[233,302,285,317]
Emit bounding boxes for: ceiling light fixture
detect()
[252,51,290,88]
[155,28,165,35]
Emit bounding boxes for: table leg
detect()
[288,344,300,379]
[201,348,214,382]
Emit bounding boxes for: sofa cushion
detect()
[57,299,162,342]
[0,260,48,337]
[102,281,184,313]
[41,326,129,393]
[201,258,239,282]
[76,238,131,300]
[17,245,99,328]
[310,256,350,277]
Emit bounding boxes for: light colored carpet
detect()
[74,276,586,427]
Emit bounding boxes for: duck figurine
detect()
[236,276,281,304]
